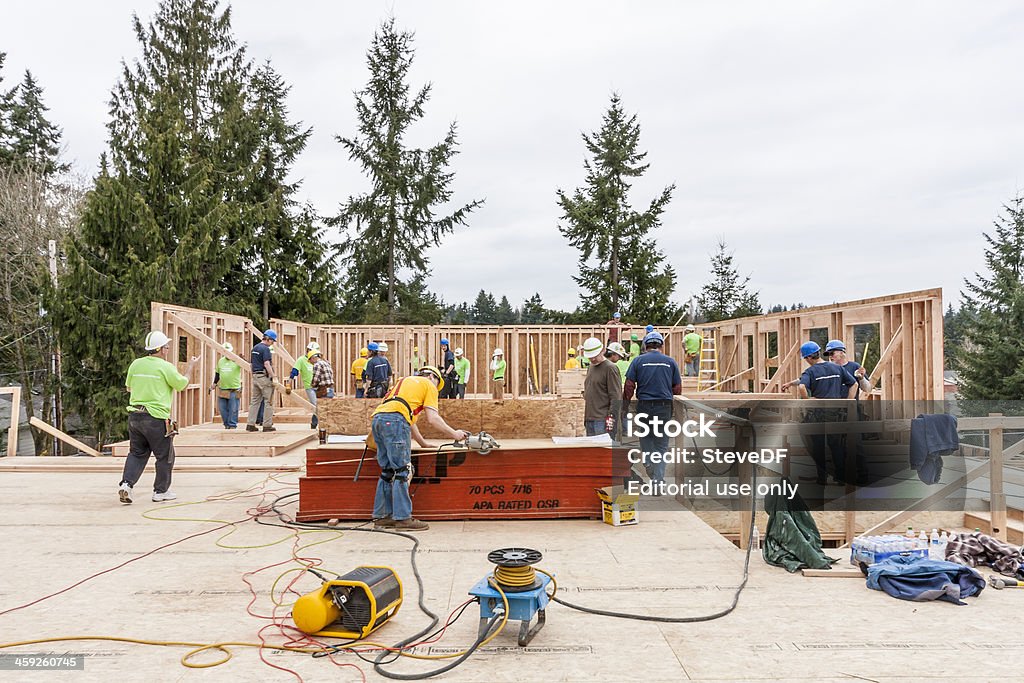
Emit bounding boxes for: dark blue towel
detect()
[909,413,959,484]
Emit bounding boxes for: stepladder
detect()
[697,328,718,390]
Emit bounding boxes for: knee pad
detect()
[380,468,396,483]
[392,464,413,482]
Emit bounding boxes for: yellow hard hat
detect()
[359,347,368,357]
[418,365,445,393]
[567,347,576,355]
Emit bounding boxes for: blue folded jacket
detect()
[866,554,985,605]
[909,413,958,484]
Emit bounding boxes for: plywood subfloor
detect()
[0,455,301,473]
[107,424,315,458]
[1,467,1021,682]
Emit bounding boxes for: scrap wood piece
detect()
[28,416,101,457]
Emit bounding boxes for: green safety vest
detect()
[125,355,189,420]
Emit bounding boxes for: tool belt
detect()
[217,388,239,399]
[367,381,388,398]
[131,404,150,414]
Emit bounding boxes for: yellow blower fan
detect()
[293,566,403,639]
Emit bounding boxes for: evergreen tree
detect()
[520,293,546,324]
[943,302,976,371]
[470,290,497,324]
[0,53,14,166]
[557,93,676,322]
[360,272,446,325]
[226,61,337,323]
[6,70,68,175]
[696,239,762,322]
[55,0,257,441]
[955,196,1024,402]
[494,295,516,325]
[333,17,482,323]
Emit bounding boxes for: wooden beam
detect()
[989,413,1007,542]
[866,324,903,390]
[2,386,21,457]
[28,416,101,457]
[700,366,753,392]
[763,343,800,393]
[167,312,314,409]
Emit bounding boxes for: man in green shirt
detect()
[607,342,630,384]
[210,341,242,429]
[683,325,702,377]
[410,346,422,373]
[490,347,506,400]
[119,330,198,504]
[628,333,642,359]
[454,347,471,399]
[290,341,318,428]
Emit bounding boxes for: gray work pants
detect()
[120,412,175,493]
[247,374,275,428]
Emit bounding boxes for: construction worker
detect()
[607,341,630,384]
[210,341,241,429]
[246,329,278,432]
[118,330,198,504]
[683,324,702,377]
[824,340,871,397]
[410,346,422,372]
[576,344,590,369]
[351,347,369,398]
[490,348,506,400]
[440,338,457,399]
[364,341,393,398]
[628,333,641,359]
[781,341,858,485]
[623,331,681,487]
[582,337,622,439]
[290,341,318,413]
[370,365,470,531]
[454,347,471,399]
[309,350,335,431]
[564,347,580,370]
[605,311,624,342]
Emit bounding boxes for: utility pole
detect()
[48,240,62,456]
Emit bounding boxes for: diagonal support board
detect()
[866,324,903,391]
[29,417,101,457]
[167,312,314,409]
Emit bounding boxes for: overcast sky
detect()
[3,1,1021,315]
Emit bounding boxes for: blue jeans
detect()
[585,420,608,437]
[218,391,239,428]
[637,400,673,483]
[685,360,698,377]
[372,413,414,521]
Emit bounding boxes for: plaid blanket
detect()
[946,531,1024,577]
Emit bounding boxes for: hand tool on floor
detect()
[988,575,1024,589]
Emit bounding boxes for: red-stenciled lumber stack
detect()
[297,441,620,522]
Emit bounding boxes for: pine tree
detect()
[557,93,676,322]
[6,70,69,175]
[696,240,762,322]
[470,290,497,324]
[955,196,1024,402]
[494,295,516,325]
[520,293,546,324]
[332,17,483,323]
[55,0,257,441]
[225,61,338,323]
[0,53,14,166]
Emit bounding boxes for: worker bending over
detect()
[370,366,470,531]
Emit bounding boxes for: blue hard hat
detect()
[440,338,450,346]
[643,331,664,345]
[263,329,278,341]
[367,341,379,352]
[824,339,846,353]
[645,324,654,333]
[613,311,621,319]
[800,341,821,358]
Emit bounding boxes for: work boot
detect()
[374,517,396,528]
[246,425,258,432]
[118,482,133,504]
[263,426,277,432]
[394,518,429,531]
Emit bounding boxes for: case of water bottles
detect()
[849,534,928,569]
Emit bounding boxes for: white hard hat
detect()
[454,347,463,357]
[686,324,695,332]
[582,337,604,359]
[307,341,320,351]
[144,330,170,351]
[607,341,627,357]
[378,342,389,352]
[493,348,503,356]
[223,342,234,353]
